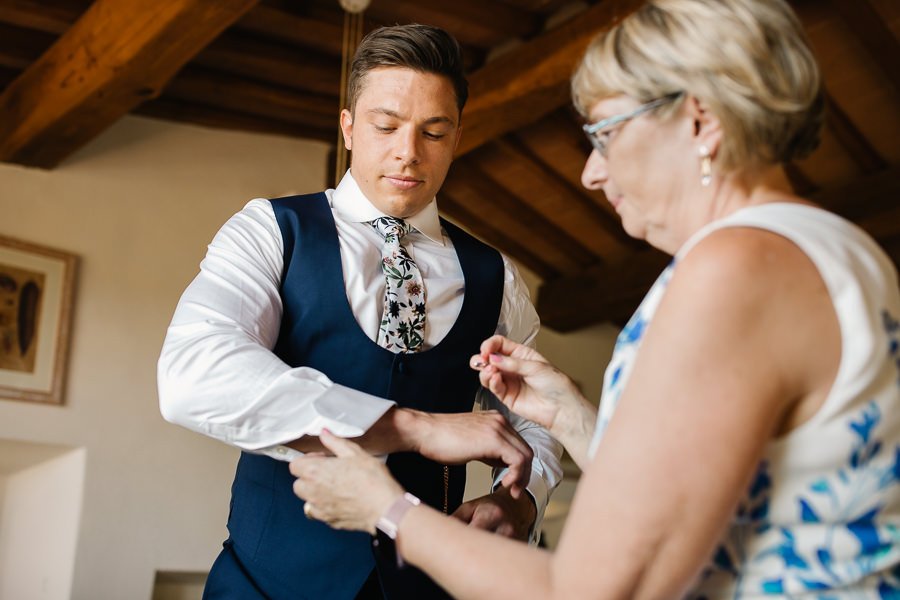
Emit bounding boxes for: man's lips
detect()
[383,175,423,190]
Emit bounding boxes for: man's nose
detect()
[394,128,420,164]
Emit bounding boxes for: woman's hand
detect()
[290,430,405,535]
[471,335,597,465]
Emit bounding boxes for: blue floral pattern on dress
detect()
[590,260,676,455]
[698,309,900,597]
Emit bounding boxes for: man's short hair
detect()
[347,24,468,117]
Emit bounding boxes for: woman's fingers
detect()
[319,428,363,458]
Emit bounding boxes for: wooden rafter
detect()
[818,165,900,221]
[0,0,83,34]
[0,0,262,168]
[136,98,334,143]
[234,5,344,57]
[537,248,669,331]
[456,0,645,157]
[451,156,600,268]
[193,32,342,97]
[494,136,642,254]
[163,67,337,131]
[444,159,591,274]
[827,0,900,95]
[824,90,887,174]
[0,22,53,70]
[439,191,559,280]
[363,0,541,47]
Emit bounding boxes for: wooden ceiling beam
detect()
[495,135,642,254]
[0,0,83,35]
[444,159,591,274]
[450,156,600,268]
[826,0,900,95]
[136,98,334,143]
[0,66,18,89]
[163,67,337,131]
[456,0,645,157]
[364,0,541,47]
[492,0,571,13]
[234,5,344,57]
[816,165,900,221]
[0,22,53,69]
[824,90,887,174]
[537,248,669,332]
[193,32,341,97]
[438,191,560,280]
[0,0,262,168]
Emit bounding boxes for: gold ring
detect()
[303,502,314,519]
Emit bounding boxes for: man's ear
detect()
[685,94,722,157]
[339,109,353,151]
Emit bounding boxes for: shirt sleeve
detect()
[480,254,564,544]
[157,199,395,461]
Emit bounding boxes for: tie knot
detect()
[371,217,410,243]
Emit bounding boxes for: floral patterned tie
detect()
[371,216,426,353]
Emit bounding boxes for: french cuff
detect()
[257,383,396,462]
[492,466,551,545]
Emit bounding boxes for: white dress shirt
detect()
[158,172,562,535]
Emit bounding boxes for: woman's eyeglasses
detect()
[583,92,684,157]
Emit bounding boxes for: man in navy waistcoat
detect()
[159,24,562,600]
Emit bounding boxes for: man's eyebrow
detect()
[366,108,456,126]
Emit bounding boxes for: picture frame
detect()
[0,235,77,405]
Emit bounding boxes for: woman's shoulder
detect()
[675,220,814,294]
[666,218,836,357]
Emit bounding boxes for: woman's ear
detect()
[685,94,722,157]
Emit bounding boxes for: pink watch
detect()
[376,492,421,539]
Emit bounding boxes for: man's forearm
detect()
[286,406,421,454]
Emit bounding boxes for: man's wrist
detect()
[390,407,427,454]
[492,485,537,538]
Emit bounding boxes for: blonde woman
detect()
[290,0,900,597]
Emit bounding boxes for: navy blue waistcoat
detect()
[223,193,504,600]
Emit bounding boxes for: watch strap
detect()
[376,492,421,540]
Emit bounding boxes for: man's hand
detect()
[451,486,537,541]
[405,410,534,498]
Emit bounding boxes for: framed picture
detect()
[0,235,77,405]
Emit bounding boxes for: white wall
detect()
[0,447,85,600]
[0,114,618,598]
[0,115,330,600]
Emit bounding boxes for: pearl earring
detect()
[699,145,712,187]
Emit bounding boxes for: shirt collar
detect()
[332,170,445,246]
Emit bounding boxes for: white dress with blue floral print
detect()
[588,203,900,598]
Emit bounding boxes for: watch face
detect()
[339,0,371,13]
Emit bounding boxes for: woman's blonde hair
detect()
[572,0,824,170]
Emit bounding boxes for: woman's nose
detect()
[581,149,608,191]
